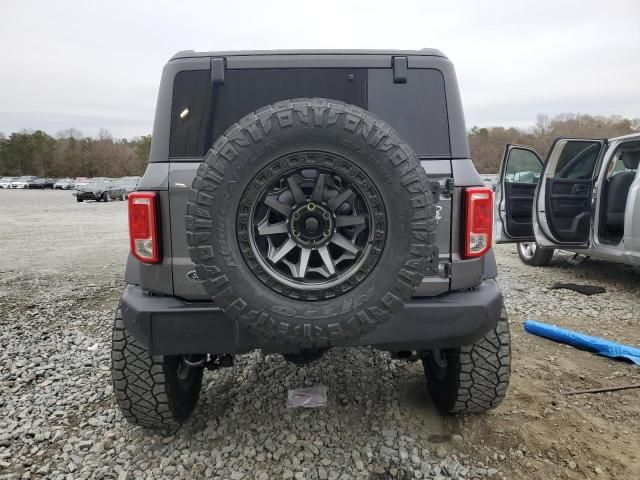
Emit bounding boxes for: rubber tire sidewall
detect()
[187,99,435,347]
[517,242,554,266]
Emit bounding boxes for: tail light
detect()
[128,192,160,263]
[464,186,493,258]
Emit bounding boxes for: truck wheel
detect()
[76,197,83,203]
[187,98,436,347]
[517,242,554,266]
[422,307,511,413]
[111,311,203,429]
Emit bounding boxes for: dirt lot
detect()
[0,189,639,479]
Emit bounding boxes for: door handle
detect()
[572,184,588,195]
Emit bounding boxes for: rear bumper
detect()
[120,280,503,355]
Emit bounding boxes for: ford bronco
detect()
[111,49,511,429]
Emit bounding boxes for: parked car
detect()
[0,177,16,188]
[111,49,510,430]
[495,135,640,266]
[74,178,126,202]
[73,177,91,189]
[30,177,55,189]
[10,176,39,188]
[54,178,75,190]
[114,176,140,198]
[481,173,498,190]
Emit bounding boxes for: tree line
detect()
[1,113,638,177]
[0,128,150,178]
[469,113,640,173]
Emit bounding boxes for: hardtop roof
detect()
[170,48,446,61]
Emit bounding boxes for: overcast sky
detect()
[1,0,639,139]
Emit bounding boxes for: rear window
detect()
[211,69,367,143]
[169,68,366,158]
[170,70,213,157]
[367,69,450,156]
[169,67,449,158]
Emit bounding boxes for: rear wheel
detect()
[517,241,554,266]
[103,193,111,202]
[422,307,511,413]
[111,311,203,430]
[76,197,83,203]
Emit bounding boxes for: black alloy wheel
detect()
[238,158,386,301]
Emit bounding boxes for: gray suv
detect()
[112,49,510,429]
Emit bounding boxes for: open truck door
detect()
[534,138,605,249]
[495,144,543,243]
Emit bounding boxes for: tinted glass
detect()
[169,70,213,157]
[554,141,602,179]
[210,68,367,142]
[367,69,450,155]
[169,67,450,158]
[505,148,543,184]
[169,68,367,158]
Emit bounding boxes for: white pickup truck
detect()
[495,133,640,266]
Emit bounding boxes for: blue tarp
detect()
[524,320,640,366]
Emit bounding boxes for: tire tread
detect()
[186,98,437,346]
[110,312,202,429]
[423,308,511,414]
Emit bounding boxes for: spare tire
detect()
[186,98,436,346]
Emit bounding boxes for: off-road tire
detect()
[422,306,511,413]
[111,311,203,430]
[517,241,554,266]
[186,98,436,347]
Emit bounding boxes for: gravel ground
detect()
[1,190,639,480]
